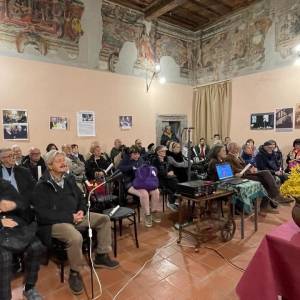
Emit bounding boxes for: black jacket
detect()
[151,155,174,180]
[0,178,29,229]
[0,165,36,222]
[118,157,144,190]
[255,146,280,174]
[21,156,47,181]
[167,151,188,182]
[32,171,87,247]
[85,154,112,181]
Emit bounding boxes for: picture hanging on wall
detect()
[77,111,95,136]
[2,109,29,140]
[295,104,300,129]
[119,116,132,129]
[275,108,294,132]
[250,112,274,130]
[50,116,68,130]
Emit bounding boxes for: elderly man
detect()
[32,150,119,295]
[11,145,24,165]
[21,147,46,181]
[0,148,36,216]
[225,142,292,208]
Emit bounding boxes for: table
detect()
[177,190,235,252]
[236,221,300,300]
[219,180,267,239]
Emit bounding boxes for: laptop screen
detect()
[216,163,234,180]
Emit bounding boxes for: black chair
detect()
[103,206,139,257]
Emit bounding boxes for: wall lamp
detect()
[146,64,166,92]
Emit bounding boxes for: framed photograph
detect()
[119,116,132,129]
[275,108,294,132]
[50,116,68,130]
[295,103,300,129]
[77,111,95,137]
[250,112,274,130]
[2,109,29,140]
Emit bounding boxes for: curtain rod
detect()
[193,79,230,89]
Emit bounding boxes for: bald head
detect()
[29,147,41,162]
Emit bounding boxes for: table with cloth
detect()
[218,180,267,238]
[236,221,300,300]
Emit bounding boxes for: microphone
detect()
[106,170,123,183]
[104,163,114,175]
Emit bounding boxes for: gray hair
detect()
[44,150,66,166]
[0,148,12,158]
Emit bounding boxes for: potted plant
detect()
[280,165,300,227]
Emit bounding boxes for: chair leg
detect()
[60,262,64,283]
[137,205,141,223]
[113,220,117,257]
[162,192,165,212]
[119,219,123,236]
[133,214,139,249]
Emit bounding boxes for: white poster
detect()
[77,111,95,137]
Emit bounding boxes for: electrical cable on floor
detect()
[112,238,178,300]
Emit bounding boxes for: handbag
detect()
[0,221,37,253]
[133,165,159,191]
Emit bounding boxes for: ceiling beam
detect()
[106,0,143,11]
[190,0,222,17]
[145,0,189,21]
[159,14,199,30]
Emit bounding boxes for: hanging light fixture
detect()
[146,64,166,92]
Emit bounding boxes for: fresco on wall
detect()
[275,1,300,58]
[197,1,272,84]
[99,1,193,81]
[0,0,84,56]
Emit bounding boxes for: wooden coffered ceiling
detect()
[107,0,259,31]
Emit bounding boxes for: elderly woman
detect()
[32,150,119,295]
[118,146,161,228]
[85,142,112,181]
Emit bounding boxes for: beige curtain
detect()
[192,81,232,144]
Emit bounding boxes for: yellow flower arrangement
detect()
[280,165,300,197]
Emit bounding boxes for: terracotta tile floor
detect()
[12,203,293,300]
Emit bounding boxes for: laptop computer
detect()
[216,163,248,185]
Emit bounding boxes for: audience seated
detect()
[194,137,210,160]
[110,139,122,163]
[244,138,258,156]
[62,144,85,185]
[0,179,45,300]
[85,142,112,181]
[286,138,300,172]
[255,140,288,183]
[45,143,58,153]
[31,150,119,295]
[225,143,292,208]
[160,125,179,146]
[71,144,85,163]
[11,145,24,166]
[151,145,179,212]
[134,139,146,157]
[118,146,161,228]
[241,143,256,166]
[167,142,188,182]
[207,145,227,181]
[224,137,231,154]
[21,148,46,181]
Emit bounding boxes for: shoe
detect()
[94,254,120,269]
[276,195,294,204]
[167,202,178,212]
[152,212,162,223]
[144,214,152,227]
[68,271,83,295]
[23,288,42,300]
[260,205,279,214]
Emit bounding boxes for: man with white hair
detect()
[11,145,24,165]
[32,150,119,295]
[21,147,46,181]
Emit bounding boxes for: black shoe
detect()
[94,254,120,269]
[68,271,83,295]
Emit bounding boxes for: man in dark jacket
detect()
[0,178,44,300]
[255,140,288,183]
[21,147,46,181]
[32,150,119,295]
[160,126,179,146]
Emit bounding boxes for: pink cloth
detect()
[236,220,300,300]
